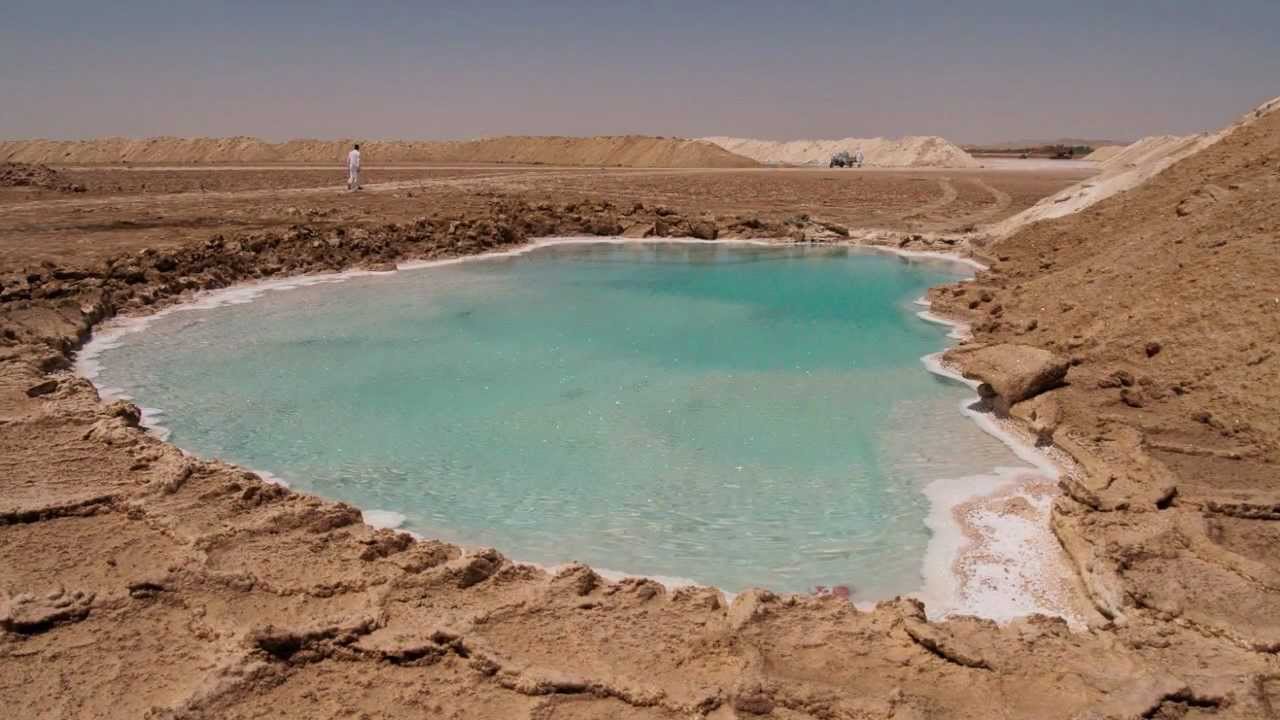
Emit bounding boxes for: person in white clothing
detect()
[346,144,362,191]
[853,148,864,168]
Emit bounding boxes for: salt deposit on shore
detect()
[913,300,1087,625]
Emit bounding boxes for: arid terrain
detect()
[0,163,1090,267]
[0,136,759,169]
[2,99,1280,719]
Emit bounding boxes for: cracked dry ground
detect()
[2,145,1279,715]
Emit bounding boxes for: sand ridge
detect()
[1080,145,1125,162]
[985,96,1280,236]
[0,135,760,169]
[931,94,1280,649]
[701,135,980,168]
[1096,134,1204,169]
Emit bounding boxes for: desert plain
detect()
[2,99,1280,719]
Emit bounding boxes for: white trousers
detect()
[347,168,360,189]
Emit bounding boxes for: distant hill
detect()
[963,138,1134,153]
[0,135,760,169]
[702,135,979,167]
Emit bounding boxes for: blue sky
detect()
[2,1,1277,142]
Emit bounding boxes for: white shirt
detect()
[347,149,361,171]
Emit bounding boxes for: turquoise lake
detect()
[91,241,1028,598]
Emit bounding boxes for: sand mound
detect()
[1095,134,1202,169]
[1081,145,1125,162]
[988,96,1280,236]
[701,135,980,168]
[0,162,85,192]
[0,135,758,169]
[437,136,758,167]
[931,91,1280,650]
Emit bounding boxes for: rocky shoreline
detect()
[73,234,1089,627]
[4,135,1280,717]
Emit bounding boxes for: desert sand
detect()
[1081,145,1125,162]
[0,135,759,169]
[986,98,1280,237]
[702,135,980,168]
[3,97,1280,718]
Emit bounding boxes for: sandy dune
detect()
[701,135,980,168]
[1080,145,1125,162]
[1095,134,1204,168]
[0,135,759,169]
[987,97,1279,236]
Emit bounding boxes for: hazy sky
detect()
[2,1,1277,144]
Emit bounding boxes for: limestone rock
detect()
[0,588,95,633]
[25,379,59,397]
[447,548,505,589]
[903,619,993,669]
[1010,392,1062,443]
[728,588,778,629]
[951,343,1069,413]
[621,222,656,239]
[550,562,600,597]
[105,400,143,426]
[688,220,718,240]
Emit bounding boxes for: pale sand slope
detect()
[0,135,759,169]
[987,96,1280,236]
[1081,145,1125,162]
[701,135,981,168]
[1097,134,1202,169]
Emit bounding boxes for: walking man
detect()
[347,143,362,191]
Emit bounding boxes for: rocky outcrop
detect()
[0,162,85,193]
[947,343,1070,413]
[0,588,95,633]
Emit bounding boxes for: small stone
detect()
[953,344,1070,413]
[688,221,718,240]
[106,401,142,427]
[25,380,58,398]
[733,686,776,716]
[1120,387,1146,408]
[1098,369,1135,389]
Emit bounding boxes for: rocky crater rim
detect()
[60,227,1090,625]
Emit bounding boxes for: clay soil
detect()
[0,164,1090,267]
[2,146,1279,719]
